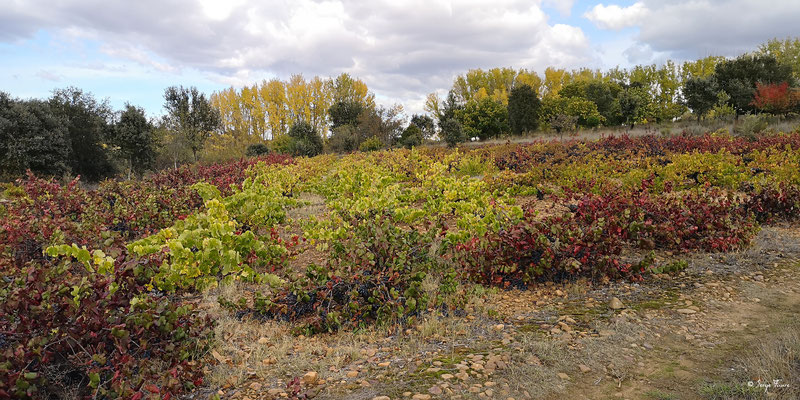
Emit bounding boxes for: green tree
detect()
[0,92,70,178]
[288,121,323,157]
[681,56,726,81]
[409,114,436,139]
[618,87,646,129]
[757,37,800,81]
[559,80,622,125]
[399,124,423,149]
[328,100,363,130]
[439,90,463,124]
[114,104,155,178]
[713,54,793,116]
[163,86,221,161]
[507,84,541,135]
[682,76,720,121]
[440,118,465,147]
[585,81,622,125]
[49,87,115,181]
[652,61,686,122]
[355,104,405,147]
[457,97,509,140]
[540,97,604,129]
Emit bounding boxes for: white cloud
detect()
[636,0,800,59]
[584,2,648,31]
[35,70,62,82]
[585,1,800,61]
[0,0,596,114]
[542,0,576,16]
[623,43,653,64]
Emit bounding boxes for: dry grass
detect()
[731,324,800,399]
[202,280,503,394]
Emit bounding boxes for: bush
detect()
[291,138,323,157]
[245,143,270,157]
[734,114,770,140]
[454,181,759,287]
[399,125,423,149]
[327,125,358,153]
[549,113,578,136]
[359,136,384,152]
[219,212,440,334]
[0,248,213,398]
[270,135,294,155]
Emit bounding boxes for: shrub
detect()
[359,136,384,152]
[734,114,770,139]
[327,124,358,153]
[399,125,423,149]
[549,113,578,136]
[245,143,270,157]
[270,135,295,155]
[453,181,759,288]
[221,212,440,334]
[0,247,212,399]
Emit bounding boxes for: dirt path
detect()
[197,226,800,400]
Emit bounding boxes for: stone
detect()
[346,371,359,378]
[441,374,454,380]
[428,386,443,395]
[412,394,431,400]
[373,397,391,400]
[257,337,269,345]
[578,364,591,373]
[493,324,505,332]
[378,362,391,368]
[302,371,318,385]
[557,372,570,380]
[609,297,624,310]
[676,308,697,314]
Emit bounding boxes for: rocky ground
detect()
[191,225,800,400]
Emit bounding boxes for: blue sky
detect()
[2,0,798,117]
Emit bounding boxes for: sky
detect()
[2,0,800,117]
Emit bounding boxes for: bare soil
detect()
[189,224,800,400]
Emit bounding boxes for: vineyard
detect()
[2,132,800,399]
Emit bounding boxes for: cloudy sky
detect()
[2,0,799,116]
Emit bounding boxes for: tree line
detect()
[427,37,800,146]
[0,86,221,181]
[2,38,799,180]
